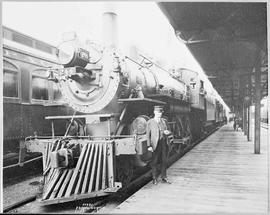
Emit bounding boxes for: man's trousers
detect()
[150,138,168,180]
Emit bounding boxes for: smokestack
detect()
[129,45,139,61]
[102,3,118,49]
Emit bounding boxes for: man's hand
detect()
[164,130,171,136]
[148,146,153,152]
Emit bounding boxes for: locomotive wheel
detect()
[185,117,192,143]
[176,116,186,153]
[174,116,192,151]
[190,112,203,139]
[116,156,134,187]
[129,115,152,167]
[181,116,191,143]
[168,116,184,155]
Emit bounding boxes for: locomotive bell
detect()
[57,42,90,68]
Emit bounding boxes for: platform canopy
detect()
[158,2,268,113]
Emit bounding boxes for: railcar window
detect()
[32,70,49,100]
[3,60,19,98]
[12,33,33,47]
[35,41,53,54]
[4,70,18,97]
[53,82,62,101]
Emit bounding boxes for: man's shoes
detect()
[161,178,171,184]
[152,179,158,185]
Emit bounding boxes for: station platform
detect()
[112,123,268,213]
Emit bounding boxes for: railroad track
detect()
[3,125,222,214]
[3,157,43,186]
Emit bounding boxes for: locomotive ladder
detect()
[38,140,121,205]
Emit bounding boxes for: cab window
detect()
[200,80,204,89]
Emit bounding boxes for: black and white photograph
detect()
[0,1,268,213]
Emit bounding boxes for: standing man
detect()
[233,117,237,130]
[146,106,172,185]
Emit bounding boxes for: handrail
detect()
[3,156,42,170]
[25,134,135,141]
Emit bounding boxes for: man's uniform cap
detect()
[154,105,164,112]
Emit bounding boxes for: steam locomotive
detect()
[23,10,227,205]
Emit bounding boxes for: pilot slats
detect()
[56,169,73,198]
[95,143,103,191]
[43,140,68,185]
[40,141,114,205]
[50,169,68,199]
[102,144,107,189]
[74,143,92,195]
[64,143,88,197]
[43,169,62,200]
[81,143,95,193]
[88,143,99,193]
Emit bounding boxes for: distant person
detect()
[146,106,172,185]
[238,118,243,131]
[234,117,241,131]
[233,117,237,130]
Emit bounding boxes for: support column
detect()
[254,50,261,154]
[247,105,251,141]
[243,104,247,135]
[247,66,252,142]
[243,76,249,135]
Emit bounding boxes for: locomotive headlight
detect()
[58,43,75,65]
[57,42,90,68]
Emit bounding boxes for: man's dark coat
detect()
[146,118,169,151]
